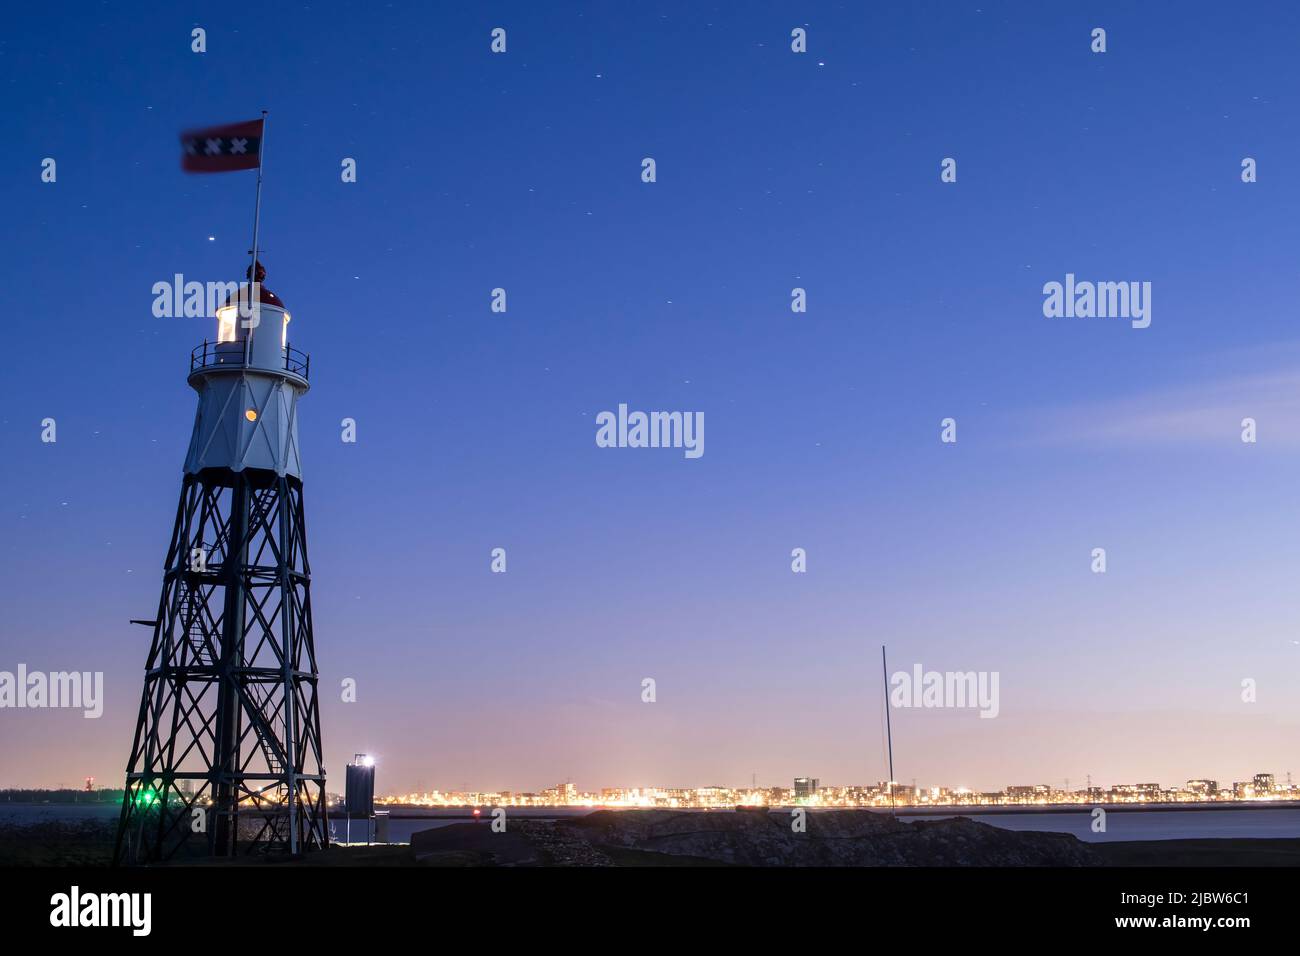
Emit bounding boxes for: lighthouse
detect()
[114,263,328,862]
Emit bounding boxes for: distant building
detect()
[1185,779,1218,798]
[540,782,578,804]
[1006,785,1050,803]
[697,786,729,805]
[1253,773,1275,795]
[793,777,819,799]
[1110,783,1162,801]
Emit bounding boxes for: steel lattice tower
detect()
[115,266,328,863]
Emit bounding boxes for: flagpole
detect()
[245,110,268,363]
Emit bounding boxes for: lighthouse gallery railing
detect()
[190,341,310,380]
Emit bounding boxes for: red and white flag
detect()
[180,118,263,173]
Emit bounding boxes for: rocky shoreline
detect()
[410,808,1099,866]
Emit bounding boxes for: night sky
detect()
[3,2,1299,794]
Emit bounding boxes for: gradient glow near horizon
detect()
[2,2,1299,795]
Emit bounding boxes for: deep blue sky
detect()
[3,1,1300,794]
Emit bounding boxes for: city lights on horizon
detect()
[369,772,1295,811]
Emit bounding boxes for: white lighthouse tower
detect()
[186,261,307,477]
[116,261,328,862]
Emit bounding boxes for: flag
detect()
[180,118,263,173]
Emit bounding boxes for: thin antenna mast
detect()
[882,644,895,816]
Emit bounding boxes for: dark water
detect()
[4,802,1297,844]
[0,803,122,824]
[0,803,590,845]
[334,807,591,844]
